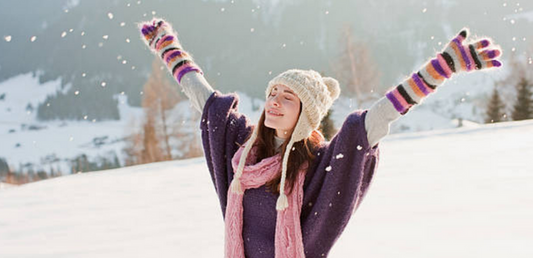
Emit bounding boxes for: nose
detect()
[270,95,281,107]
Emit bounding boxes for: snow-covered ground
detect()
[1,118,532,258]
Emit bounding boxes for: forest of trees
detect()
[486,55,533,123]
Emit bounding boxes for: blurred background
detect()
[1,0,532,184]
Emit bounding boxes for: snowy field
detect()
[1,118,532,258]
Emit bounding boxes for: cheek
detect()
[287,102,301,123]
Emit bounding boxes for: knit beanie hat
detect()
[230,69,341,211]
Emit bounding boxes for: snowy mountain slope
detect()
[1,119,532,257]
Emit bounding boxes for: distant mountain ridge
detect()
[0,0,530,121]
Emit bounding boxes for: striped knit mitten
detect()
[386,28,502,115]
[140,18,203,84]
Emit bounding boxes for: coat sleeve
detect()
[200,90,254,218]
[300,109,380,257]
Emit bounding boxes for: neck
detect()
[275,129,292,139]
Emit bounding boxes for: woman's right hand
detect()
[139,18,203,84]
[140,18,178,52]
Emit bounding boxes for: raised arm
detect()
[365,28,502,147]
[140,18,214,113]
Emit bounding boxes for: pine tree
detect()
[485,87,506,123]
[511,78,533,121]
[319,110,337,141]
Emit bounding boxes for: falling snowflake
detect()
[61,31,67,38]
[30,36,37,42]
[69,136,74,141]
[74,91,80,95]
[221,8,225,12]
[250,28,255,32]
[4,35,11,42]
[120,22,126,27]
[422,8,427,13]
[108,12,114,19]
[81,31,85,36]
[84,115,88,120]
[102,35,109,40]
[335,153,344,159]
[356,145,362,150]
[101,82,107,87]
[325,166,332,172]
[126,38,130,43]
[82,73,86,77]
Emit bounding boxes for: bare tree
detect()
[331,24,381,108]
[140,58,181,162]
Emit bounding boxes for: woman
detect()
[140,19,502,258]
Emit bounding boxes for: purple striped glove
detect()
[139,18,203,84]
[386,28,503,115]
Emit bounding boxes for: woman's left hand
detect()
[438,28,502,76]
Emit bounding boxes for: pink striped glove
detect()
[386,28,502,115]
[139,18,203,84]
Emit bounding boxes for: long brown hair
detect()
[245,109,324,195]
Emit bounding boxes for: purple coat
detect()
[200,91,380,258]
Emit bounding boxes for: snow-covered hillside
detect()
[1,119,532,258]
[0,61,510,176]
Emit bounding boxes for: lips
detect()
[267,109,283,117]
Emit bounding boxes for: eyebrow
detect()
[273,87,296,96]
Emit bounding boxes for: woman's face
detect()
[264,84,301,138]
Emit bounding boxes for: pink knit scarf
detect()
[225,144,307,258]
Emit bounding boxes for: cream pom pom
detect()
[322,77,340,100]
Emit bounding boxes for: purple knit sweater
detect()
[201,91,380,258]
